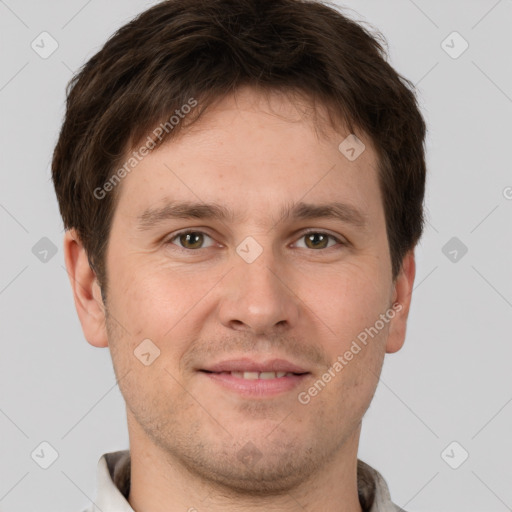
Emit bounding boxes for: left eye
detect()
[167,230,342,251]
[293,231,341,250]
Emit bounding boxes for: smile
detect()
[198,366,310,397]
[204,370,300,379]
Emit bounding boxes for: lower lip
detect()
[199,371,309,398]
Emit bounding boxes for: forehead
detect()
[112,87,383,230]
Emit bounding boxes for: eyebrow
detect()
[135,200,369,232]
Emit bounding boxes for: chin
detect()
[169,430,333,496]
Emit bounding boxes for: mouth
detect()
[200,370,304,379]
[197,358,311,397]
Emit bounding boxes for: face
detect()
[67,86,415,494]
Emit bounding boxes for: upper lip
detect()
[200,358,309,374]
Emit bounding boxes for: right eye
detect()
[166,230,216,251]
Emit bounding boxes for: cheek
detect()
[105,291,188,422]
[107,261,212,365]
[303,263,390,346]
[111,259,179,329]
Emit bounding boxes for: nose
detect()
[217,248,301,335]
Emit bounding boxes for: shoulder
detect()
[357,459,407,512]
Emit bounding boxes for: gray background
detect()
[1,0,511,511]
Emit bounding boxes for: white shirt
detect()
[81,450,406,512]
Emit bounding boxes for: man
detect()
[52,0,426,510]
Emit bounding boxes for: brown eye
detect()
[168,231,214,250]
[295,231,342,250]
[305,233,329,249]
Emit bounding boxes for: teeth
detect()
[228,371,295,379]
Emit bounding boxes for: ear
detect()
[63,229,108,348]
[385,249,416,354]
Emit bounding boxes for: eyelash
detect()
[165,229,346,252]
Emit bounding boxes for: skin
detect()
[64,86,416,512]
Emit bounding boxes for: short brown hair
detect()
[52,0,427,297]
